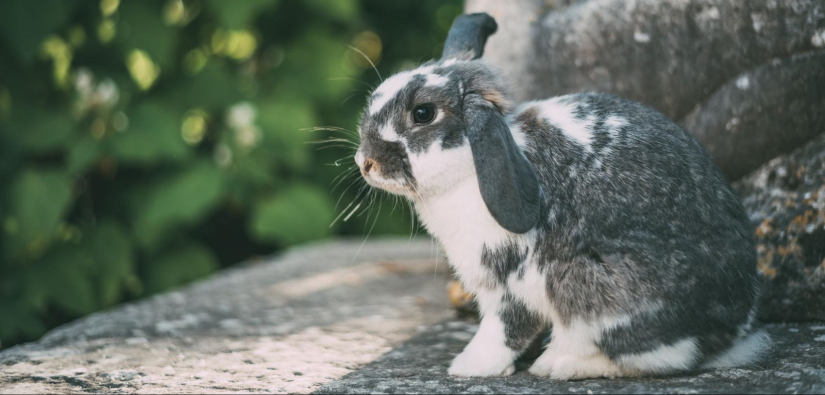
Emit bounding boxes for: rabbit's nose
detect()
[362,158,377,175]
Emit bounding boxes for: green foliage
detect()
[205,0,278,28]
[250,185,335,245]
[4,106,75,152]
[0,0,462,349]
[142,242,218,294]
[131,161,225,249]
[112,103,191,164]
[4,169,74,261]
[0,0,78,63]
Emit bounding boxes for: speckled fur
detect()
[354,15,767,379]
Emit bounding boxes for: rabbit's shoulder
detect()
[509,93,694,154]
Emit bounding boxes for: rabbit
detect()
[353,13,769,379]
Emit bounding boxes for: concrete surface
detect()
[1,239,825,394]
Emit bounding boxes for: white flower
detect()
[234,125,262,148]
[74,68,94,95]
[96,79,119,108]
[227,102,257,130]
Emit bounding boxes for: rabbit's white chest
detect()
[414,179,512,291]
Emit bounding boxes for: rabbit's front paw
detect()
[448,346,515,377]
[529,350,621,380]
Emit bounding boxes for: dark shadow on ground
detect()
[316,321,825,394]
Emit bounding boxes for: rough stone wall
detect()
[466,0,825,180]
[684,51,825,180]
[463,0,825,321]
[736,134,825,322]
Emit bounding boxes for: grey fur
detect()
[499,293,545,350]
[481,241,528,285]
[512,92,760,366]
[466,93,542,233]
[356,13,764,376]
[441,13,498,60]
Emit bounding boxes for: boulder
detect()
[736,134,825,322]
[466,0,825,180]
[684,50,825,180]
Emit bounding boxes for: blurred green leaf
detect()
[0,302,45,341]
[0,135,22,180]
[67,136,103,175]
[39,243,97,315]
[87,220,134,307]
[257,95,318,170]
[118,0,178,68]
[0,0,78,63]
[281,30,353,99]
[250,184,334,245]
[4,169,73,260]
[166,62,244,109]
[304,0,358,21]
[206,0,279,28]
[142,242,218,294]
[111,103,190,165]
[1,106,75,153]
[132,161,226,249]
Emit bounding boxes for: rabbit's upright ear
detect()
[465,94,541,233]
[441,13,498,60]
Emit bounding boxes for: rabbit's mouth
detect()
[363,175,414,196]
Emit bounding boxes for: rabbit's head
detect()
[355,13,540,233]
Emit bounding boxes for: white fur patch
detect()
[599,115,627,159]
[738,306,758,338]
[354,150,365,168]
[528,97,596,151]
[408,135,512,291]
[425,73,449,87]
[530,351,623,380]
[508,123,529,150]
[368,66,438,115]
[618,338,699,374]
[702,330,771,369]
[449,296,518,377]
[547,315,633,358]
[529,313,630,379]
[407,137,474,197]
[378,123,399,142]
[414,176,510,291]
[369,71,414,115]
[604,115,627,137]
[506,261,551,319]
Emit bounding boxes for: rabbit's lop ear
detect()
[441,13,498,61]
[465,95,541,233]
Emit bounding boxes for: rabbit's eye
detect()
[412,104,436,124]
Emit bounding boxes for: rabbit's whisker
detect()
[306,138,358,145]
[346,45,382,82]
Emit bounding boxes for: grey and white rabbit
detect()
[354,13,769,379]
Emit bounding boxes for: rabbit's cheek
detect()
[406,139,475,194]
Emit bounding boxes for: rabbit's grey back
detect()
[506,92,761,364]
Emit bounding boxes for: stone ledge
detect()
[1,239,824,394]
[318,322,825,394]
[0,239,451,394]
